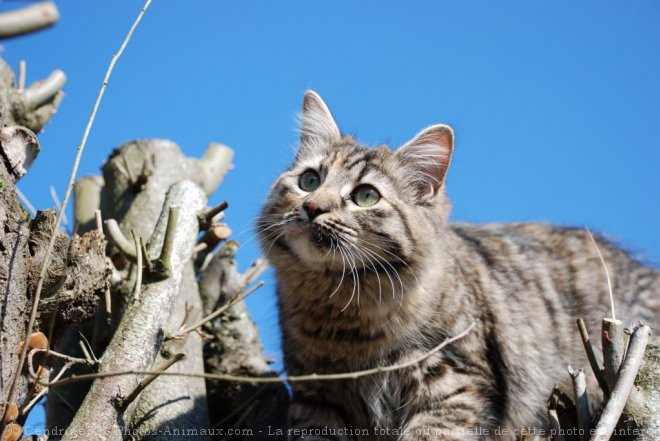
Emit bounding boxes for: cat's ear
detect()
[397,124,454,197]
[299,90,341,148]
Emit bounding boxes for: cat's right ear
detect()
[396,124,454,198]
[298,90,341,152]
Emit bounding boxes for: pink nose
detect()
[303,202,327,221]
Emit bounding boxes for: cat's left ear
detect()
[396,124,454,197]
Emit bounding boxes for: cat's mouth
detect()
[291,219,334,248]
[286,219,342,267]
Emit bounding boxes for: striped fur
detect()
[257,91,659,441]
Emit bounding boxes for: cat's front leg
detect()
[287,399,354,441]
[399,380,497,441]
[401,411,483,441]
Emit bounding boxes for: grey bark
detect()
[199,250,288,439]
[0,52,105,440]
[61,181,207,441]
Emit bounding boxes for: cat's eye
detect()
[299,170,321,192]
[352,185,380,207]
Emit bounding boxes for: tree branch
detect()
[60,181,206,441]
[591,325,651,441]
[602,318,625,393]
[0,2,59,39]
[116,353,185,411]
[46,321,477,387]
[568,365,590,441]
[577,318,609,395]
[171,281,264,339]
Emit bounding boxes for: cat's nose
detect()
[303,201,329,221]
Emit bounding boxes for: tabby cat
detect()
[257,90,659,441]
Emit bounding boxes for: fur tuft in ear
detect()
[397,124,454,197]
[299,90,341,149]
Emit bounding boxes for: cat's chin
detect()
[286,224,343,271]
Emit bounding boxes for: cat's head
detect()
[258,90,454,272]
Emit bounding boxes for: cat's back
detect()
[450,222,659,327]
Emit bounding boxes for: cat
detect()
[257,90,659,441]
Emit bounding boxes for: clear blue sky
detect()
[3,0,659,431]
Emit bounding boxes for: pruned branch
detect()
[568,366,590,440]
[0,2,59,39]
[591,325,651,441]
[602,318,625,393]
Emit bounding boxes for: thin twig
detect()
[49,185,68,227]
[78,341,93,363]
[44,321,477,388]
[105,218,137,259]
[140,237,153,272]
[0,0,153,427]
[591,325,650,441]
[586,228,615,320]
[15,187,36,216]
[172,281,265,338]
[577,318,609,395]
[77,331,98,363]
[18,60,26,91]
[132,230,143,301]
[49,388,76,413]
[152,205,179,279]
[117,353,185,410]
[21,361,74,416]
[27,348,97,380]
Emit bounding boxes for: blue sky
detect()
[2,0,659,430]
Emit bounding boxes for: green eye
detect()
[352,184,380,207]
[299,170,321,192]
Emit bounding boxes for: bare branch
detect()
[0,2,59,39]
[151,205,179,279]
[116,353,185,410]
[568,365,590,441]
[171,281,265,339]
[577,318,609,395]
[591,325,651,441]
[105,218,137,259]
[199,201,228,229]
[49,185,68,228]
[602,318,625,393]
[15,187,36,216]
[20,69,66,111]
[73,175,104,234]
[46,321,477,387]
[196,143,234,195]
